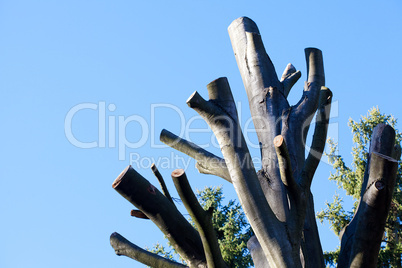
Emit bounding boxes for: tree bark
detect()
[228,16,327,268]
[338,124,398,268]
[299,87,332,268]
[349,152,398,267]
[151,163,176,206]
[160,129,230,182]
[110,232,188,268]
[187,77,302,267]
[247,235,270,268]
[172,169,227,268]
[112,166,207,268]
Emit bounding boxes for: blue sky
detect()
[1,1,401,267]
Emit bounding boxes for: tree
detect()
[318,107,402,267]
[109,17,400,267]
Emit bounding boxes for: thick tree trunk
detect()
[187,77,302,267]
[228,17,328,268]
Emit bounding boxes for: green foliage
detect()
[320,107,402,267]
[196,186,253,268]
[323,247,340,268]
[148,242,181,263]
[316,194,353,234]
[151,186,253,268]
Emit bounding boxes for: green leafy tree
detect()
[318,107,402,267]
[150,186,253,268]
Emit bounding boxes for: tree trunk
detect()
[338,124,398,268]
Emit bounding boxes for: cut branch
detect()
[130,209,149,219]
[301,86,333,189]
[348,152,398,268]
[305,48,325,86]
[338,124,398,268]
[288,48,327,268]
[280,63,301,97]
[160,129,230,182]
[112,165,206,267]
[110,232,188,268]
[228,16,284,163]
[293,48,325,126]
[228,17,281,93]
[151,163,175,206]
[172,169,227,268]
[274,135,299,199]
[229,17,289,223]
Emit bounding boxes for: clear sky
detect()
[1,1,401,267]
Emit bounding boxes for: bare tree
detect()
[110,17,400,268]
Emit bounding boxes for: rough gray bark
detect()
[110,16,399,268]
